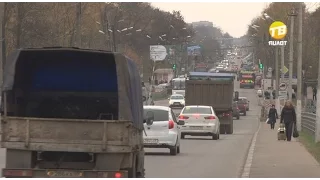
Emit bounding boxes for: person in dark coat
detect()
[280,101,296,141]
[313,87,317,101]
[268,104,278,129]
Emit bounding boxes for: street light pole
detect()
[316,45,320,143]
[296,3,303,131]
[288,8,297,101]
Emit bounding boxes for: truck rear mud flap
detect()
[2,168,128,178]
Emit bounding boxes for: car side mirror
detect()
[177,120,185,125]
[145,111,154,125]
[168,98,170,100]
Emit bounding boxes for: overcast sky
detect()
[151,2,319,38]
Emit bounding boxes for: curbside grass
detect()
[298,131,320,164]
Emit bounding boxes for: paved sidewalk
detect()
[250,123,320,178]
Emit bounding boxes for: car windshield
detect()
[143,109,168,122]
[182,107,212,114]
[171,95,184,100]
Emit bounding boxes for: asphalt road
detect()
[145,81,260,178]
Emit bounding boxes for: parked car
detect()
[143,106,184,155]
[168,94,185,108]
[178,105,220,140]
[232,102,240,120]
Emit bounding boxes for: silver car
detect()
[178,105,220,140]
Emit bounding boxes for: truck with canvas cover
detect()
[0,48,146,178]
[185,72,234,134]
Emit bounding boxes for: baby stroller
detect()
[278,123,286,141]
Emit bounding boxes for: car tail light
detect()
[3,169,33,177]
[169,120,174,129]
[204,116,216,120]
[237,107,239,110]
[178,115,189,119]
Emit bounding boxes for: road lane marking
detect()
[241,121,261,178]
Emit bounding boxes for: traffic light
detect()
[173,64,176,70]
[259,63,263,69]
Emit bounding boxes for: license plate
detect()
[190,126,203,130]
[47,170,83,177]
[144,139,158,144]
[174,102,180,105]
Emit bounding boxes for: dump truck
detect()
[0,48,146,178]
[185,72,235,134]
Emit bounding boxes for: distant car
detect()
[178,105,220,140]
[168,94,185,108]
[238,97,250,111]
[232,102,240,120]
[143,106,183,155]
[257,89,263,97]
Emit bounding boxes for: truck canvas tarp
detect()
[2,48,143,130]
[0,48,145,178]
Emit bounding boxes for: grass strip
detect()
[298,131,320,163]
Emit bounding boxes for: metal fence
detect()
[301,112,316,137]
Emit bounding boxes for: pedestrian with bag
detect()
[268,104,278,129]
[280,101,297,141]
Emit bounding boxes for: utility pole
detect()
[297,3,303,131]
[280,46,285,82]
[76,2,82,47]
[288,7,297,101]
[316,45,320,143]
[0,2,4,90]
[275,47,279,99]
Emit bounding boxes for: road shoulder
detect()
[249,123,320,178]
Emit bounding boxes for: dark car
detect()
[232,102,240,120]
[237,97,249,116]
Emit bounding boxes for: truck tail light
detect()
[178,115,189,120]
[114,172,122,178]
[3,169,33,177]
[169,120,174,129]
[223,113,230,117]
[204,116,216,120]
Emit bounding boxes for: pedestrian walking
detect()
[280,101,297,141]
[313,87,317,101]
[268,104,278,129]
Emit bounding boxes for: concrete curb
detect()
[241,121,261,178]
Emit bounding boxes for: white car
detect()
[178,105,220,140]
[257,89,263,97]
[143,106,183,155]
[168,94,185,108]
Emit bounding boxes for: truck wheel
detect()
[170,146,178,155]
[226,124,233,134]
[177,146,180,154]
[212,133,218,140]
[181,134,185,139]
[136,169,145,178]
[220,126,225,134]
